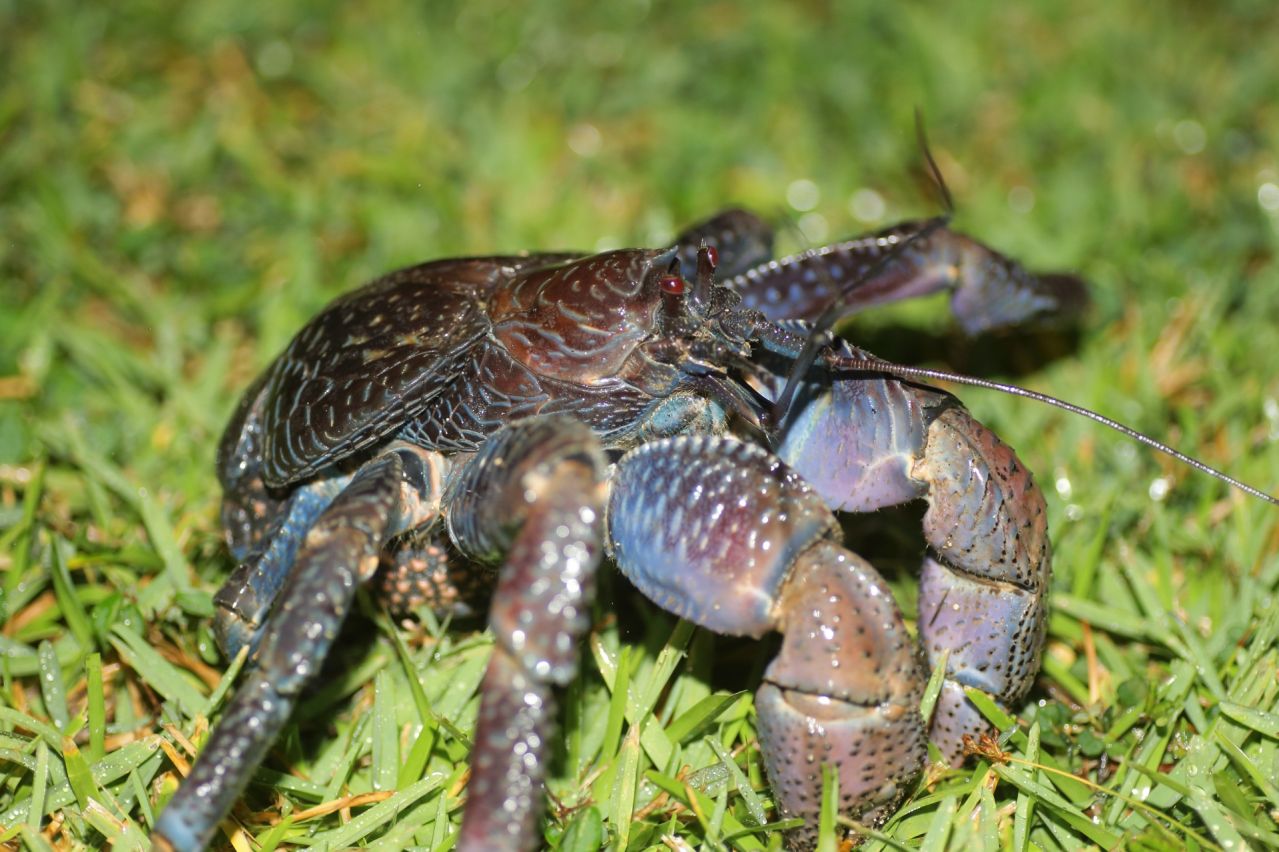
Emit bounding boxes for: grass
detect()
[2,0,1279,848]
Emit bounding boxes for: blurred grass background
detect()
[3,0,1279,848]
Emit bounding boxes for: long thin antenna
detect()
[825,351,1279,506]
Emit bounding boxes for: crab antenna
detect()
[827,351,1279,506]
[771,113,958,428]
[915,108,955,215]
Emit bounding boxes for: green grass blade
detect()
[371,668,398,792]
[47,536,94,653]
[816,763,840,852]
[610,725,642,851]
[992,764,1122,847]
[61,737,99,810]
[85,652,106,761]
[664,691,742,745]
[29,739,49,831]
[1012,723,1040,852]
[1219,700,1279,739]
[0,707,63,750]
[918,794,956,852]
[108,625,205,716]
[0,738,161,825]
[303,773,446,850]
[35,640,69,731]
[706,735,766,828]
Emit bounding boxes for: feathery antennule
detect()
[916,108,955,215]
[826,351,1279,506]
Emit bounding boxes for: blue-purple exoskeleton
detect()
[154,208,1090,851]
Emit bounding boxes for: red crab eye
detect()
[703,245,719,270]
[659,274,687,295]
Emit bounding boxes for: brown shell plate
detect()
[258,255,578,485]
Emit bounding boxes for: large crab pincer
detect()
[154,210,1075,850]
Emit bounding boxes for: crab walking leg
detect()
[726,221,1086,334]
[609,436,928,851]
[154,449,438,852]
[211,477,347,658]
[773,360,1050,763]
[443,415,607,851]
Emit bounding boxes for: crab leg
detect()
[443,415,607,851]
[609,436,929,850]
[154,448,437,852]
[726,221,1086,335]
[211,477,347,658]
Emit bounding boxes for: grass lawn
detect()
[3,0,1279,848]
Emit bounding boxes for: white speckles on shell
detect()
[608,435,838,637]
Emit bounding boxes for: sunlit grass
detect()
[2,0,1279,848]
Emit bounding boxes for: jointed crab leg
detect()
[606,355,1051,848]
[212,478,347,658]
[722,221,1086,335]
[673,208,776,279]
[444,415,607,851]
[154,449,436,852]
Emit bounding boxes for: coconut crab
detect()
[152,198,1273,851]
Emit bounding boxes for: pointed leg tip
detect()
[1039,272,1091,318]
[151,815,194,852]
